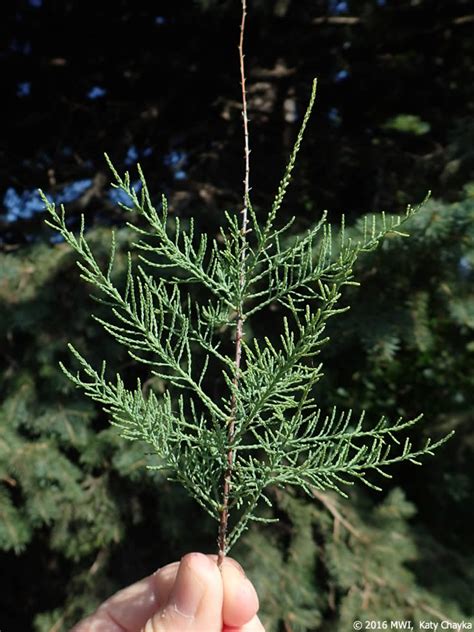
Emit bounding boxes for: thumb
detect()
[142,553,223,632]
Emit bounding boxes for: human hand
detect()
[70,552,264,632]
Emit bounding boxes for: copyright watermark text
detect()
[352,621,473,631]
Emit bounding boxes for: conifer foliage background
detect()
[1,1,474,630]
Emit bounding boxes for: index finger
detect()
[70,562,178,632]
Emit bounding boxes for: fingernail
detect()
[172,553,211,618]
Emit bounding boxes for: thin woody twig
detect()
[313,14,473,26]
[313,489,364,542]
[313,16,360,25]
[217,0,250,568]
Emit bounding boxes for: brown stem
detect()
[217,0,250,569]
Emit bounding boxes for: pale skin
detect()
[70,553,265,632]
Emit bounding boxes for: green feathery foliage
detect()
[42,82,452,554]
[242,487,474,632]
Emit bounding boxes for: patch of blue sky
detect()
[163,150,187,167]
[3,175,144,224]
[328,107,342,126]
[163,150,188,180]
[87,86,107,100]
[17,81,31,97]
[3,187,47,221]
[125,145,139,166]
[328,0,349,15]
[49,233,65,244]
[2,179,93,223]
[458,256,472,279]
[56,179,92,204]
[334,69,349,83]
[124,145,153,166]
[108,180,142,207]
